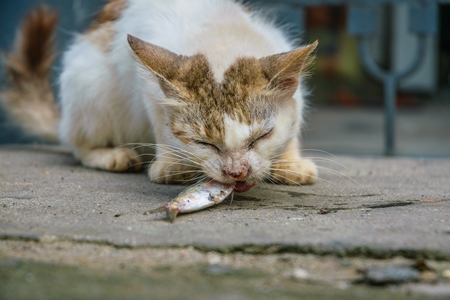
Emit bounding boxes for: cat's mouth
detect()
[233,181,256,193]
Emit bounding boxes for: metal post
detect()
[349,3,436,155]
[384,75,396,155]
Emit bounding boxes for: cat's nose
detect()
[226,170,247,181]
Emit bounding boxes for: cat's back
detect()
[118,0,292,55]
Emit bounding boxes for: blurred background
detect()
[0,0,449,157]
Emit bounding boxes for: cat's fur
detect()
[1,0,318,191]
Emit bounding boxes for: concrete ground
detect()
[1,145,450,299]
[303,104,450,157]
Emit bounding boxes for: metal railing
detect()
[252,0,450,155]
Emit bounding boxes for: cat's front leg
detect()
[149,152,200,184]
[271,138,317,185]
[77,147,143,172]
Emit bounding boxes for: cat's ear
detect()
[127,34,185,99]
[260,41,318,97]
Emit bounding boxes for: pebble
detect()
[207,253,221,265]
[288,268,310,281]
[364,265,420,285]
[443,269,450,279]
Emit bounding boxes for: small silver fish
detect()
[150,180,235,222]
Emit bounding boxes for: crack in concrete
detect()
[0,196,35,200]
[286,191,381,198]
[256,188,381,199]
[1,233,449,261]
[217,199,417,212]
[363,201,414,209]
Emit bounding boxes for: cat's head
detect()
[128,35,317,189]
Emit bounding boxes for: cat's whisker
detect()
[149,153,199,165]
[267,172,306,186]
[284,157,348,169]
[151,161,200,169]
[269,167,333,185]
[150,170,205,182]
[168,174,207,184]
[158,172,208,184]
[268,152,347,168]
[268,148,341,162]
[113,142,143,149]
[156,159,201,176]
[117,142,204,164]
[154,150,202,166]
[267,152,288,161]
[269,155,357,186]
[260,170,279,186]
[127,161,146,170]
[267,151,306,163]
[151,151,203,167]
[187,173,208,180]
[316,166,362,187]
[146,143,204,160]
[113,143,153,153]
[113,143,198,167]
[229,192,234,205]
[177,173,209,185]
[259,168,292,185]
[268,153,350,185]
[301,149,339,158]
[176,176,211,191]
[132,153,155,158]
[162,169,203,176]
[152,156,202,168]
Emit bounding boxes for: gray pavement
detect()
[1,145,450,299]
[303,104,450,157]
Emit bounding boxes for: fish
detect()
[149,180,235,222]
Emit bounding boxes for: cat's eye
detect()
[195,140,221,152]
[248,129,273,149]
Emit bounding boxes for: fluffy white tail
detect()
[1,6,60,143]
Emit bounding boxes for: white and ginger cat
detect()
[1,0,318,192]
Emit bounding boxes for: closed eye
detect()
[195,140,221,153]
[248,128,273,149]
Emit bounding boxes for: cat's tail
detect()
[0,6,60,143]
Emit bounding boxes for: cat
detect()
[1,0,318,193]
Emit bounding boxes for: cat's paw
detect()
[271,158,317,185]
[105,148,142,172]
[149,159,200,184]
[80,147,142,172]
